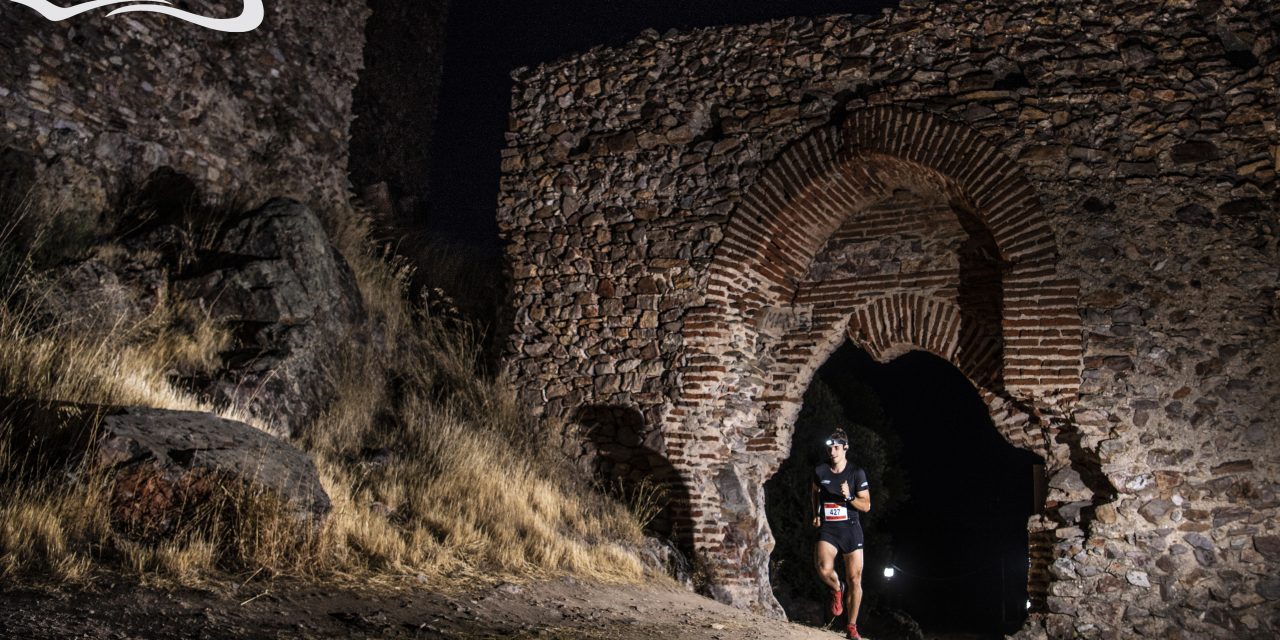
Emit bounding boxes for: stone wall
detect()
[497,0,1278,636]
[0,0,369,221]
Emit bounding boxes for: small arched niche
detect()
[571,405,690,542]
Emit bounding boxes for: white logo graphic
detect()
[9,0,263,32]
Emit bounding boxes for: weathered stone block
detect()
[177,199,366,439]
[4,398,330,537]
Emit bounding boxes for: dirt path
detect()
[1,577,851,639]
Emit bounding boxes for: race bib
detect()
[822,502,848,522]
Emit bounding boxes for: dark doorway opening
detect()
[573,405,695,584]
[766,343,1041,638]
[573,405,689,542]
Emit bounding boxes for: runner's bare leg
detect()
[842,549,865,625]
[814,540,841,592]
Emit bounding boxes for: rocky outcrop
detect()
[177,198,366,439]
[638,534,693,588]
[20,197,365,440]
[4,398,330,536]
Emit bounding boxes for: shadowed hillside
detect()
[0,188,651,591]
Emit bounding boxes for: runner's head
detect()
[824,429,849,463]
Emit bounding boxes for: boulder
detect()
[177,198,366,438]
[13,195,365,440]
[3,398,330,537]
[637,534,693,588]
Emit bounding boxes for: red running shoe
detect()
[846,623,862,639]
[830,580,844,616]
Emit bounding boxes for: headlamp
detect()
[825,439,848,447]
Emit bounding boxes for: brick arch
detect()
[767,297,1042,460]
[697,106,1081,406]
[662,106,1083,614]
[759,294,972,427]
[845,293,964,365]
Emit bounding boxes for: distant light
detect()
[883,567,895,579]
[1026,599,1032,610]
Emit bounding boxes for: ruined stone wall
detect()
[498,0,1278,636]
[0,0,369,221]
[349,0,449,221]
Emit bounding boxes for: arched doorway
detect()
[765,342,1044,635]
[661,106,1097,620]
[571,405,690,543]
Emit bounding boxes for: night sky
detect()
[426,1,1038,634]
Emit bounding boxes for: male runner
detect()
[812,428,871,640]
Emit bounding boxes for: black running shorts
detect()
[818,525,864,555]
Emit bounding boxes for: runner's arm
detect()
[811,480,822,525]
[848,470,871,512]
[848,488,870,513]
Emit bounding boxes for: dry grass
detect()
[0,193,238,418]
[599,476,670,534]
[0,197,647,591]
[0,471,104,584]
[302,318,645,586]
[0,294,236,418]
[305,204,645,585]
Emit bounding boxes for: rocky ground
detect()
[0,577,859,640]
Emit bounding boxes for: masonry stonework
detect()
[1,0,369,220]
[498,0,1278,636]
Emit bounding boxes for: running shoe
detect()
[846,623,862,639]
[830,580,844,616]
